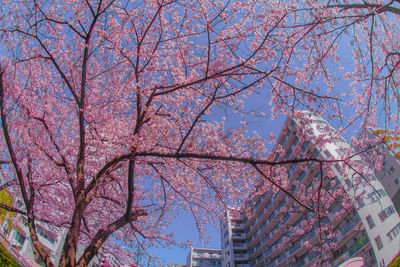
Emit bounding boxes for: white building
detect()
[1,213,67,266]
[168,263,186,267]
[186,247,222,267]
[367,129,400,213]
[298,111,400,266]
[220,209,248,267]
[220,111,400,266]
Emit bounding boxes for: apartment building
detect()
[168,263,186,267]
[368,129,400,213]
[220,209,248,267]
[186,247,222,267]
[220,111,400,267]
[1,212,67,266]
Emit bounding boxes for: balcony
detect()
[304,251,319,265]
[306,230,316,240]
[231,222,245,230]
[332,234,369,266]
[262,246,274,258]
[340,221,357,237]
[232,233,246,239]
[348,235,369,257]
[234,253,249,261]
[233,242,247,250]
[332,252,349,266]
[276,251,289,265]
[288,243,301,255]
[192,253,221,260]
[192,262,220,267]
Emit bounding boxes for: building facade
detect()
[168,263,186,267]
[220,111,400,267]
[368,129,400,213]
[186,247,222,267]
[221,209,248,267]
[1,212,67,266]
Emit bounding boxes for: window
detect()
[297,171,306,183]
[375,236,383,250]
[290,185,297,193]
[389,166,395,175]
[378,206,396,222]
[377,189,386,198]
[345,178,352,189]
[387,223,400,241]
[314,119,327,126]
[285,147,293,160]
[36,225,57,244]
[369,192,378,202]
[292,136,299,147]
[335,147,347,154]
[289,162,298,176]
[325,150,333,158]
[396,177,400,185]
[335,163,342,172]
[282,134,289,147]
[356,197,365,209]
[302,140,310,152]
[366,215,375,229]
[15,231,25,246]
[369,189,387,203]
[282,122,295,147]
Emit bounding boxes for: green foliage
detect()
[0,190,14,223]
[389,251,400,267]
[0,242,21,267]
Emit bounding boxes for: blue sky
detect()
[147,32,363,265]
[148,93,288,265]
[149,210,221,264]
[1,3,385,264]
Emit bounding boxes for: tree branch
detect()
[76,209,147,266]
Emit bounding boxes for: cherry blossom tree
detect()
[0,0,398,266]
[283,0,400,133]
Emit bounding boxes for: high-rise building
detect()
[220,111,400,267]
[220,209,248,267]
[368,129,400,213]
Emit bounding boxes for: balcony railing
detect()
[288,243,301,254]
[348,235,369,257]
[233,243,247,249]
[232,233,246,239]
[332,234,369,266]
[192,253,221,259]
[234,253,249,260]
[340,221,356,236]
[231,222,244,229]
